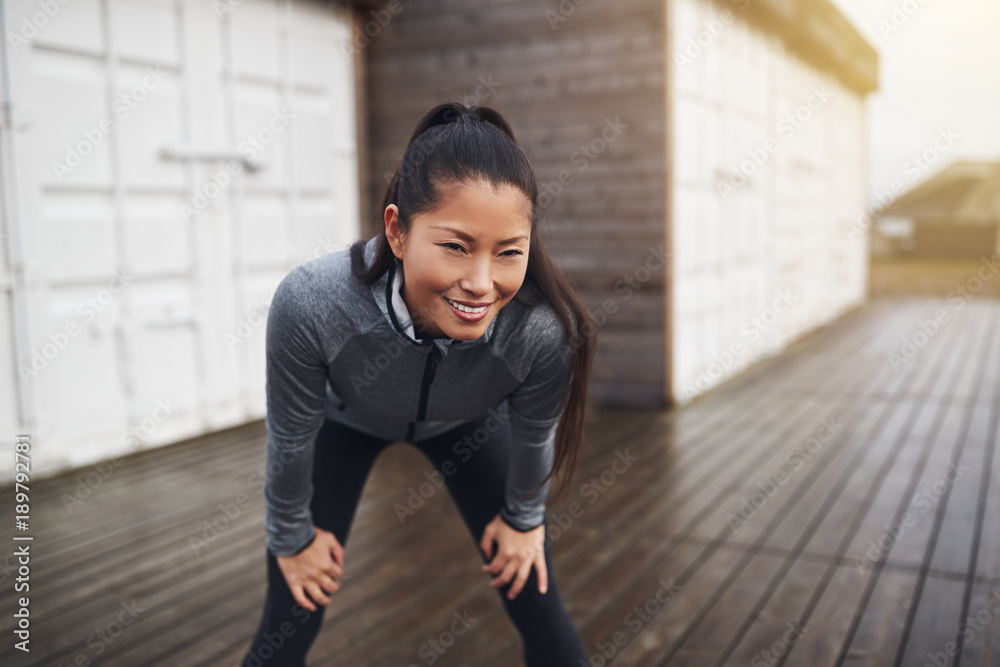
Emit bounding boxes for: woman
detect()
[241,101,596,666]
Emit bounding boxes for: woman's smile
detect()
[443,295,493,322]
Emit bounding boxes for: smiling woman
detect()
[241,102,596,667]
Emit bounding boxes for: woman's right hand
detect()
[275,526,346,612]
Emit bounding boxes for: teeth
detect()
[445,297,487,314]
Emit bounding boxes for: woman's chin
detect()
[443,316,494,340]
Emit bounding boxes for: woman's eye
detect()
[438,243,522,258]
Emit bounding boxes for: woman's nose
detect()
[460,258,492,295]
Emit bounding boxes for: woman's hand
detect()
[479,513,548,600]
[275,526,346,612]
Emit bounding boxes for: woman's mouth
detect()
[443,296,492,322]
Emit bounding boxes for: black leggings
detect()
[240,411,589,666]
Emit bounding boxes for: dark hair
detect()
[350,101,596,509]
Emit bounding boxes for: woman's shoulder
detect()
[493,281,573,365]
[271,246,373,327]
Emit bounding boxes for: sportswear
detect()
[263,234,574,556]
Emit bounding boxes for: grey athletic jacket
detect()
[263,234,574,556]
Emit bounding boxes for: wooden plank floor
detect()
[2,296,998,666]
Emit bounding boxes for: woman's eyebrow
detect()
[430,225,528,245]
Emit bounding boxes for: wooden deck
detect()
[2,296,999,666]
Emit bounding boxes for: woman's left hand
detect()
[479,513,548,599]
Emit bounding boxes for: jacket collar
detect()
[365,235,497,357]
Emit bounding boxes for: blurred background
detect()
[0,0,998,665]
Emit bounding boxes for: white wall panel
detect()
[672,0,869,404]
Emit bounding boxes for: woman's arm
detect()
[480,332,573,598]
[501,329,574,531]
[263,270,349,611]
[262,269,330,557]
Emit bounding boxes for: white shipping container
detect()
[670,0,870,404]
[0,0,360,482]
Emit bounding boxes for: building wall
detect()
[363,0,670,407]
[670,0,870,404]
[0,0,360,482]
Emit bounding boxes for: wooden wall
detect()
[361,0,670,407]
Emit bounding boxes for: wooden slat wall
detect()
[361,0,669,408]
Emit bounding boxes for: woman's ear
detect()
[384,204,403,259]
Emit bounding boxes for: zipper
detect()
[406,344,442,442]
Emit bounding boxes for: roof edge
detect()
[731,0,879,94]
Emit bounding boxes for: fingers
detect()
[305,576,339,607]
[305,581,331,608]
[330,541,345,568]
[316,528,346,572]
[277,536,345,614]
[290,584,316,613]
[479,515,551,600]
[535,555,549,595]
[479,525,495,559]
[293,571,341,612]
[489,558,520,595]
[482,544,549,599]
[506,559,535,600]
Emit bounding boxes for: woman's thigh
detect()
[309,417,396,543]
[242,418,395,667]
[410,412,589,665]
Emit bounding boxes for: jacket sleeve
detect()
[500,325,574,532]
[262,270,330,556]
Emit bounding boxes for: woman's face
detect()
[385,179,532,341]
